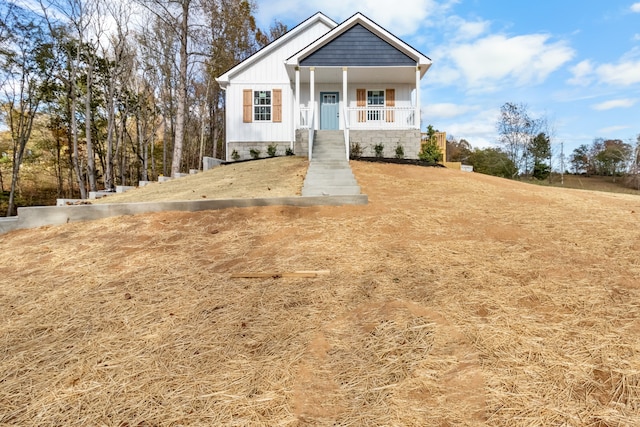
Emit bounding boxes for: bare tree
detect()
[0,5,55,215]
[497,102,542,178]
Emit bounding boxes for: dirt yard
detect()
[1,158,639,426]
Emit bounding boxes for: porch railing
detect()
[308,106,315,161]
[299,107,311,129]
[346,107,416,129]
[343,104,350,160]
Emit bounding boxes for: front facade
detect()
[216,12,432,161]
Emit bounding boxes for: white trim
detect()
[217,12,337,87]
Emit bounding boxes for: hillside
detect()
[1,159,639,426]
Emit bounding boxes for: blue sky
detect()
[255,0,640,154]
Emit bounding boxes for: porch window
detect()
[367,90,384,121]
[254,90,271,121]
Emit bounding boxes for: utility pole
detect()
[560,142,564,186]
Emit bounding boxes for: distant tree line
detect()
[0,0,286,215]
[445,102,640,188]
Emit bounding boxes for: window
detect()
[367,90,384,121]
[254,90,271,121]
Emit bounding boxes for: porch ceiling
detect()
[290,66,417,84]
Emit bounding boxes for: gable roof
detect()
[216,12,337,87]
[299,23,416,67]
[286,12,431,77]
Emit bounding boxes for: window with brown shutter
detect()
[243,89,252,123]
[385,89,395,122]
[356,88,366,122]
[272,89,282,123]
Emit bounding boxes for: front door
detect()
[320,92,339,130]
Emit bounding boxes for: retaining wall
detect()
[0,195,368,235]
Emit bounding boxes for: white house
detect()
[216,12,432,161]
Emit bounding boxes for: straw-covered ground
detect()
[1,157,639,426]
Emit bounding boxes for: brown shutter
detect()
[243,89,252,123]
[385,89,395,122]
[272,89,282,123]
[356,88,366,122]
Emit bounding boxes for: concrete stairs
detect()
[302,130,361,196]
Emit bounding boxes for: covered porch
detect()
[289,65,424,159]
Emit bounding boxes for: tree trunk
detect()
[170,0,190,177]
[85,57,97,191]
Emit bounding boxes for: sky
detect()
[254,0,640,155]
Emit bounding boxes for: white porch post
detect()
[295,67,300,126]
[343,67,349,160]
[342,67,348,123]
[309,67,315,128]
[415,66,421,130]
[294,67,300,151]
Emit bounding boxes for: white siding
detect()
[226,83,294,145]
[226,21,333,147]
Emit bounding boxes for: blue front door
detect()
[320,92,339,130]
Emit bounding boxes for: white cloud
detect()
[423,103,478,118]
[598,125,631,134]
[567,60,594,86]
[254,0,441,36]
[438,109,501,148]
[447,34,575,91]
[596,60,640,85]
[592,98,637,110]
[631,3,640,13]
[444,16,490,41]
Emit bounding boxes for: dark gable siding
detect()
[300,24,416,67]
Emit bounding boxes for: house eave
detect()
[216,12,338,86]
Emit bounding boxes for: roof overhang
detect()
[216,12,338,89]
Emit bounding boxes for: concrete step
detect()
[302,185,361,196]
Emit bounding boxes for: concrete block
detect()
[158,176,172,182]
[139,181,153,187]
[174,173,189,178]
[89,191,113,200]
[56,199,86,206]
[189,169,199,175]
[116,185,136,193]
[203,157,224,171]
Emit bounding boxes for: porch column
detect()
[413,65,420,129]
[342,67,348,128]
[309,67,315,129]
[295,66,300,128]
[415,66,421,130]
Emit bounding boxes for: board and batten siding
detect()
[227,84,293,143]
[225,19,333,147]
[229,21,333,83]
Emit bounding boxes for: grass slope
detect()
[1,159,639,426]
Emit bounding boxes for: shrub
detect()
[374,143,384,158]
[395,144,404,159]
[267,143,278,157]
[249,148,261,159]
[285,147,294,156]
[231,150,240,161]
[418,140,442,163]
[350,142,363,159]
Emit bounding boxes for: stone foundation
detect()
[294,129,309,157]
[227,141,293,161]
[349,129,422,159]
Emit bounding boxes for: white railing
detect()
[299,107,311,129]
[308,106,315,161]
[346,107,416,129]
[343,104,350,160]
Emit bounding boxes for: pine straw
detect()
[1,161,640,425]
[91,156,307,204]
